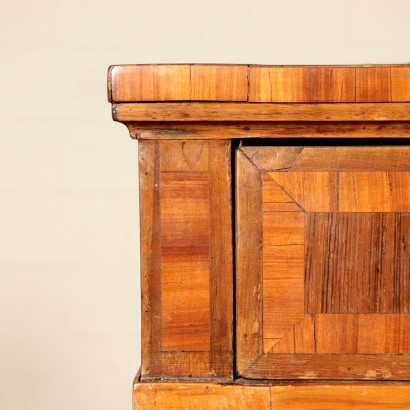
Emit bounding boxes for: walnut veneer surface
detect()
[108,64,410,409]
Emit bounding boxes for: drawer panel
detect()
[236,145,410,380]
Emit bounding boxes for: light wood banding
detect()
[110,64,410,105]
[133,380,410,409]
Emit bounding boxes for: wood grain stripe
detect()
[235,150,264,374]
[134,380,410,409]
[294,315,315,353]
[269,172,338,212]
[110,64,248,102]
[316,315,359,353]
[114,102,410,122]
[242,146,303,171]
[158,352,211,378]
[160,172,211,351]
[249,66,355,102]
[305,213,410,314]
[159,141,208,171]
[128,121,410,140]
[263,244,305,339]
[356,67,392,102]
[139,141,162,377]
[309,66,356,102]
[292,146,410,171]
[110,65,410,104]
[133,381,271,409]
[270,383,410,409]
[339,172,410,212]
[392,66,410,101]
[190,65,248,101]
[208,141,233,377]
[269,329,295,353]
[314,314,410,354]
[138,140,234,379]
[267,171,410,213]
[246,353,410,380]
[111,65,191,102]
[269,67,310,102]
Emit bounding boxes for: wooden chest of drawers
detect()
[108,64,410,408]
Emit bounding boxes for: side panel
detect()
[139,140,233,379]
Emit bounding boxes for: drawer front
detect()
[236,145,410,380]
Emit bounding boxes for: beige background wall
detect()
[1,1,409,409]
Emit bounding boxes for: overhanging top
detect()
[108,64,410,103]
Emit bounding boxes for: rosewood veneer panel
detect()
[306,213,410,314]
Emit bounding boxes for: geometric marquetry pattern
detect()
[261,159,410,356]
[236,146,410,379]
